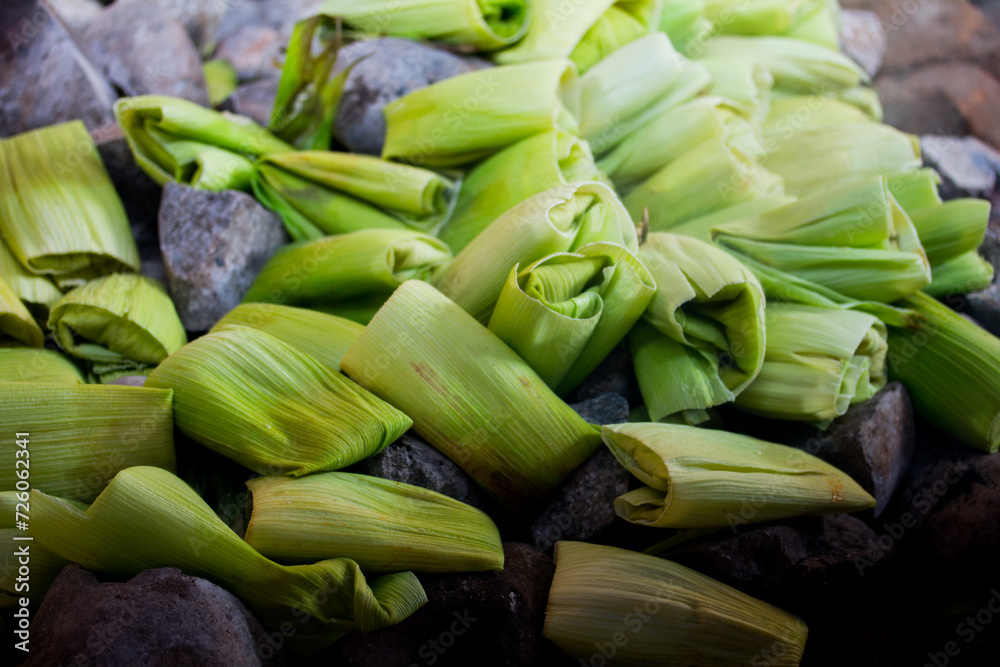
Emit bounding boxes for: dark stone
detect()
[114,0,228,48]
[27,565,284,666]
[966,229,1000,336]
[212,0,324,82]
[158,183,287,332]
[568,393,629,426]
[839,9,886,77]
[567,344,642,407]
[221,78,279,126]
[47,0,101,32]
[921,135,1000,199]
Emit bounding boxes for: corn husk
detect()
[438,131,599,253]
[831,85,883,119]
[146,327,411,476]
[703,0,804,35]
[488,242,655,393]
[341,280,603,514]
[0,239,61,319]
[907,199,990,267]
[698,57,774,123]
[785,0,840,48]
[666,195,796,242]
[886,168,942,212]
[115,95,292,191]
[0,121,139,279]
[660,0,713,54]
[629,233,766,423]
[242,229,452,317]
[252,151,458,241]
[544,541,809,667]
[924,252,995,298]
[763,95,870,139]
[624,139,784,232]
[244,472,503,572]
[320,0,528,50]
[735,302,888,422]
[382,60,579,168]
[436,182,638,323]
[0,275,43,347]
[31,466,427,653]
[604,422,875,528]
[887,291,1000,453]
[0,348,84,384]
[203,59,238,107]
[211,303,364,371]
[0,383,175,501]
[48,273,187,379]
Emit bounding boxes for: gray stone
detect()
[921,135,1000,198]
[46,0,101,33]
[0,0,116,135]
[81,3,208,105]
[27,565,283,666]
[569,393,630,426]
[159,183,287,332]
[221,78,279,126]
[567,344,642,407]
[107,375,147,387]
[333,38,488,155]
[212,0,324,82]
[839,10,886,77]
[114,0,228,48]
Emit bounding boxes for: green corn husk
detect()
[830,85,883,120]
[886,168,942,212]
[0,383,175,501]
[604,422,875,528]
[624,139,784,232]
[203,59,239,108]
[488,242,656,393]
[907,199,990,267]
[436,182,638,323]
[0,239,61,320]
[888,291,1000,453]
[666,195,796,242]
[698,57,774,123]
[660,0,713,54]
[438,131,599,253]
[923,252,995,298]
[341,280,603,514]
[629,233,766,423]
[211,303,364,371]
[242,229,452,318]
[785,0,840,48]
[705,0,799,35]
[48,273,187,379]
[570,2,660,73]
[544,541,809,667]
[735,303,888,422]
[0,276,43,348]
[0,121,140,280]
[713,177,932,303]
[146,327,412,476]
[252,151,459,241]
[31,466,427,653]
[0,348,84,384]
[763,95,870,139]
[115,95,293,191]
[244,472,504,573]
[382,60,579,168]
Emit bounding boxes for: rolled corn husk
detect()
[115,95,292,191]
[907,199,990,267]
[544,541,809,667]
[252,151,458,241]
[763,95,870,138]
[629,233,766,423]
[735,302,888,422]
[438,131,599,253]
[666,195,795,242]
[886,168,942,212]
[244,472,504,572]
[0,239,61,319]
[659,0,713,54]
[888,291,1000,453]
[785,0,841,48]
[923,252,994,298]
[341,280,603,514]
[31,466,427,652]
[0,275,43,348]
[703,0,801,36]
[146,326,411,476]
[48,273,187,380]
[242,229,452,319]
[0,121,139,279]
[211,303,364,371]
[0,383,175,501]
[604,422,875,528]
[488,242,656,393]
[382,60,580,168]
[436,182,638,323]
[0,348,84,384]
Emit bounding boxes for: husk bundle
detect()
[0,239,61,320]
[698,57,774,123]
[0,276,43,348]
[0,348,84,384]
[923,251,994,298]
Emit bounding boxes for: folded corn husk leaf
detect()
[31,466,427,653]
[886,168,942,212]
[438,131,599,253]
[888,291,1000,453]
[382,60,580,168]
[624,139,784,232]
[923,251,994,298]
[320,0,528,50]
[436,182,638,323]
[713,177,932,302]
[146,326,411,476]
[666,195,796,242]
[660,0,713,54]
[252,151,458,241]
[0,239,61,319]
[203,59,238,108]
[544,541,809,666]
[0,275,43,348]
[697,57,774,123]
[0,383,175,501]
[785,0,841,48]
[341,280,603,514]
[48,273,187,380]
[764,95,870,139]
[735,302,887,422]
[0,348,84,384]
[245,472,504,572]
[488,242,655,394]
[0,121,139,280]
[211,303,364,371]
[604,422,875,527]
[630,233,766,423]
[242,229,452,320]
[116,95,293,191]
[907,199,990,267]
[703,0,803,36]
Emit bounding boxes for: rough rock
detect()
[333,38,488,155]
[212,0,324,82]
[567,344,642,407]
[0,0,116,135]
[107,375,148,387]
[27,565,282,666]
[81,3,208,105]
[839,10,886,77]
[221,78,279,126]
[966,229,1000,336]
[158,183,287,332]
[46,0,101,32]
[113,0,227,48]
[569,393,630,426]
[921,135,1000,198]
